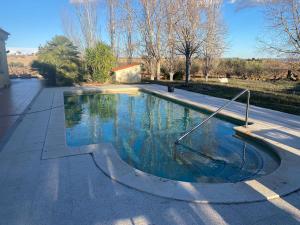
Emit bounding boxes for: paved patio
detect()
[0,84,300,225]
[0,79,43,148]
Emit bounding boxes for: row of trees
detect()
[34,0,300,85]
[159,58,269,80]
[62,0,226,85]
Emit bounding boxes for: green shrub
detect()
[160,65,169,77]
[245,61,264,78]
[85,43,116,82]
[190,63,201,75]
[31,35,81,86]
[160,59,201,80]
[160,65,171,79]
[217,59,264,78]
[173,71,184,80]
[31,61,57,84]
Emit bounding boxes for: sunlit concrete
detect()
[0,79,43,148]
[91,142,299,203]
[0,84,299,224]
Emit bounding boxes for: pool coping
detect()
[43,85,300,203]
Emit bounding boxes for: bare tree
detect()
[165,0,179,81]
[174,0,204,85]
[120,0,136,63]
[61,8,84,52]
[201,0,226,81]
[261,0,300,57]
[139,0,165,80]
[106,0,119,57]
[139,0,155,79]
[69,0,100,49]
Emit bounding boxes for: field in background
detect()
[147,79,300,115]
[7,55,37,66]
[7,55,38,77]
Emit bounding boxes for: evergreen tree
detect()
[32,35,81,85]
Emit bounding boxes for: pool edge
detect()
[46,85,300,203]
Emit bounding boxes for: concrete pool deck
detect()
[0,79,43,149]
[0,84,300,224]
[57,84,300,203]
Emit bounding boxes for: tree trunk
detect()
[185,55,191,85]
[156,60,161,80]
[204,65,208,82]
[127,57,132,64]
[204,57,209,81]
[150,60,155,80]
[205,72,209,82]
[169,72,174,81]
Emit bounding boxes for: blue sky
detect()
[0,0,267,58]
[222,2,266,58]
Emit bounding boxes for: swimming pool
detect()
[64,91,280,183]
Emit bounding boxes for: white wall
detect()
[0,30,10,89]
[112,65,141,83]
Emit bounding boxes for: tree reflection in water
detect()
[64,92,279,183]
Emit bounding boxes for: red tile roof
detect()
[111,63,141,72]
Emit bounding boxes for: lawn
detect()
[145,78,300,115]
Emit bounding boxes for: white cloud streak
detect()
[228,0,269,9]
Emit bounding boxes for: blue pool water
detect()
[64,91,280,183]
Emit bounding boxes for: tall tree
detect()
[165,0,179,81]
[139,0,164,80]
[201,0,226,81]
[120,0,136,63]
[32,36,81,85]
[107,0,119,57]
[174,0,204,85]
[69,0,100,49]
[61,8,83,52]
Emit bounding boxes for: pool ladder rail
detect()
[175,89,250,144]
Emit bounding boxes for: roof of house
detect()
[111,63,141,72]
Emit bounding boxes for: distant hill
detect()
[7,47,38,56]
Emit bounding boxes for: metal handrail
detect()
[175,89,250,144]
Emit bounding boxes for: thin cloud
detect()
[228,0,267,8]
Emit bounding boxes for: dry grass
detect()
[147,78,300,115]
[195,78,299,95]
[7,55,37,66]
[7,55,38,76]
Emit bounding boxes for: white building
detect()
[111,64,142,83]
[0,28,10,89]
